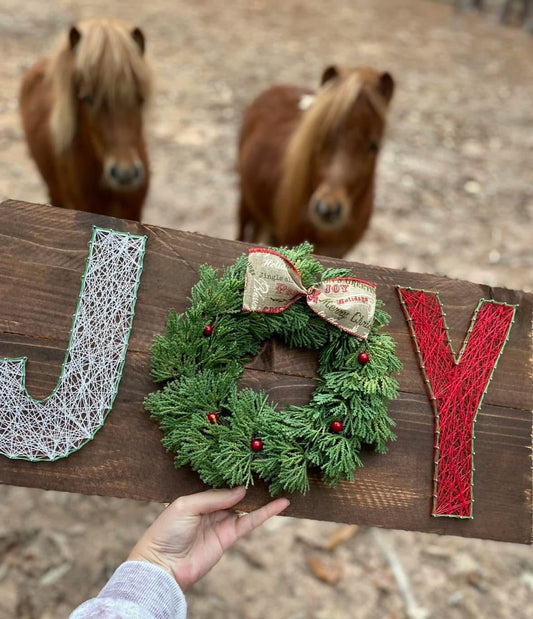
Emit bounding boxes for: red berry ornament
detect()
[207,412,219,424]
[358,352,370,365]
[330,420,343,433]
[203,324,214,336]
[251,439,263,452]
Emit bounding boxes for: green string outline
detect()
[0,225,147,462]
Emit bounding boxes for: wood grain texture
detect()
[0,200,531,543]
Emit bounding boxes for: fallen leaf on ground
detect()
[322,524,360,551]
[307,554,342,585]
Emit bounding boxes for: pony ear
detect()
[131,27,146,55]
[377,72,394,103]
[69,26,81,50]
[321,65,339,86]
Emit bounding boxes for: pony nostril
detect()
[109,165,120,181]
[311,197,345,225]
[314,199,329,217]
[331,203,343,220]
[133,163,144,180]
[108,163,143,186]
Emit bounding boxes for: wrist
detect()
[127,547,174,578]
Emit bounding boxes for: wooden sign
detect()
[0,200,531,544]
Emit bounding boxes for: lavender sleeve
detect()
[70,561,187,619]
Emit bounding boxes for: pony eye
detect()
[80,94,93,106]
[369,141,379,153]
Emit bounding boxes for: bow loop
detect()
[242,248,376,339]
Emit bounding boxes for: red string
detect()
[397,288,516,518]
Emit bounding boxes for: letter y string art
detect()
[397,287,517,518]
[0,227,146,461]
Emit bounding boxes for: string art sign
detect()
[0,202,531,542]
[0,227,146,461]
[397,288,517,518]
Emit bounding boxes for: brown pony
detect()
[237,66,394,257]
[19,18,152,220]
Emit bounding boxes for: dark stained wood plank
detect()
[1,200,529,410]
[0,200,531,544]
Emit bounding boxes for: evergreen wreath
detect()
[145,243,402,495]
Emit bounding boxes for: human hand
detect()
[128,487,290,590]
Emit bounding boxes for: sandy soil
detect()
[0,1,531,617]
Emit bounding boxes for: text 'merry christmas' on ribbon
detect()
[242,248,376,339]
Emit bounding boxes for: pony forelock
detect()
[48,18,153,153]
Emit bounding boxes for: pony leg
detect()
[47,188,66,209]
[237,197,261,243]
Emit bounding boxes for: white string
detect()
[0,227,146,461]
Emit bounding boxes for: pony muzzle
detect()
[104,159,145,191]
[308,194,349,229]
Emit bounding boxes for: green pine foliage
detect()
[145,244,402,495]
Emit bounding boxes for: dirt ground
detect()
[0,0,532,617]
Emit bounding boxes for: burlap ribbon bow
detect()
[242,248,376,339]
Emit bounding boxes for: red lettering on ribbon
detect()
[307,288,320,304]
[397,288,516,518]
